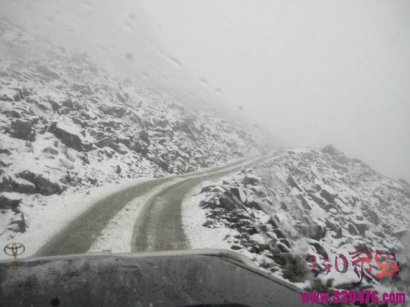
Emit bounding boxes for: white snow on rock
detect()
[0,18,273,248]
[182,184,237,251]
[183,146,410,296]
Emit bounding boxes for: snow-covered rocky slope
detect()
[0,19,271,246]
[183,145,410,297]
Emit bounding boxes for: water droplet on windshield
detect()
[123,22,133,33]
[79,0,92,10]
[150,45,182,69]
[199,78,208,85]
[97,45,108,54]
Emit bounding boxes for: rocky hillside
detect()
[0,19,271,237]
[184,146,410,297]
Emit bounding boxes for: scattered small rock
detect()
[43,146,59,155]
[230,245,242,250]
[3,110,21,118]
[8,213,26,232]
[0,195,21,212]
[139,130,150,144]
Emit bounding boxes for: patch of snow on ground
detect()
[88,178,183,254]
[0,178,150,260]
[182,181,237,251]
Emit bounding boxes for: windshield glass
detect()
[0,0,409,304]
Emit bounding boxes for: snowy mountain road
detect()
[132,157,270,252]
[36,155,273,257]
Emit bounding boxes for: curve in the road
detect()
[36,154,274,257]
[36,177,171,256]
[132,155,273,252]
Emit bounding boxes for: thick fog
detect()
[1,0,409,181]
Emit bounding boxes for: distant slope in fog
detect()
[0,18,273,239]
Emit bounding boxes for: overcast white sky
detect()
[1,0,410,181]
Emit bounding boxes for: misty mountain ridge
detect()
[0,17,272,213]
[0,18,272,240]
[0,18,409,299]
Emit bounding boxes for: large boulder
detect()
[116,92,128,103]
[9,120,35,141]
[320,188,336,203]
[117,136,132,148]
[146,156,169,172]
[43,146,59,155]
[131,141,148,155]
[47,99,61,111]
[155,119,169,128]
[49,120,90,151]
[3,110,21,118]
[62,98,80,110]
[322,144,339,156]
[309,193,326,207]
[242,174,260,186]
[347,223,360,236]
[100,105,126,118]
[322,144,350,164]
[0,93,14,101]
[0,176,36,194]
[0,148,11,155]
[95,138,111,148]
[287,175,302,191]
[139,130,150,144]
[17,170,63,195]
[0,195,21,212]
[174,120,197,140]
[109,142,128,155]
[365,208,380,224]
[95,138,128,155]
[16,88,31,100]
[219,188,244,210]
